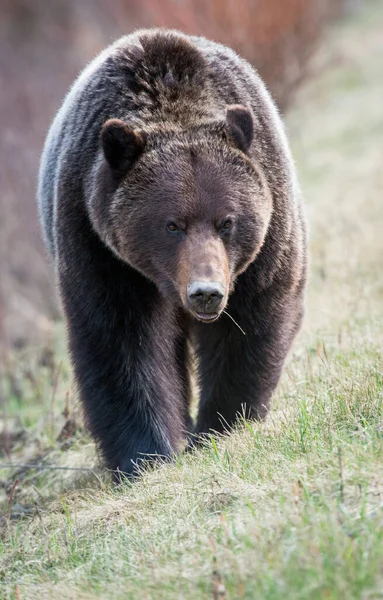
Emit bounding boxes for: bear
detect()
[38,29,307,479]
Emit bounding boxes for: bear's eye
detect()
[166,222,180,233]
[221,219,233,233]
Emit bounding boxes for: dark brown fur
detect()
[38,29,307,478]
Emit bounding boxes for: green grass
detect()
[2,335,383,599]
[1,2,383,598]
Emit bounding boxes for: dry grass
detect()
[1,1,383,598]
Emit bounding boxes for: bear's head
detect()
[92,105,272,323]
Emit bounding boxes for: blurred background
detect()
[0,0,344,350]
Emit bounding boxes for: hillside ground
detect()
[1,1,383,598]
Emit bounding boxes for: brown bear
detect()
[38,29,307,478]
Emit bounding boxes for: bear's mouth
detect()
[194,312,220,323]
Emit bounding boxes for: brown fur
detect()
[38,29,307,477]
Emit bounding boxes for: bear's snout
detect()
[176,234,230,322]
[187,281,224,320]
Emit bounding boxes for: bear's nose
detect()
[187,281,225,314]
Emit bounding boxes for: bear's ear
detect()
[226,105,254,153]
[101,119,146,173]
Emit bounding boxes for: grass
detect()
[1,1,383,598]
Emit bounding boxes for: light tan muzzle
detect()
[177,234,230,322]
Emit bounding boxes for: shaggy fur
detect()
[38,29,307,478]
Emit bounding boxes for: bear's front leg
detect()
[193,276,305,438]
[58,250,188,480]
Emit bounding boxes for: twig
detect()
[0,463,97,472]
[222,310,246,335]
